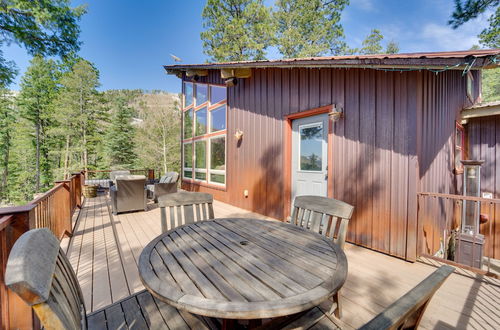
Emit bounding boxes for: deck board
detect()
[64,194,500,329]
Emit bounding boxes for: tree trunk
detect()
[1,131,10,199]
[63,135,71,179]
[82,127,88,172]
[162,128,168,174]
[35,121,40,191]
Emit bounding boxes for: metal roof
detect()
[164,49,500,72]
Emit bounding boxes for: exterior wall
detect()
[416,70,474,257]
[182,67,471,260]
[468,115,500,258]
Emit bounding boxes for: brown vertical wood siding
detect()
[468,115,500,258]
[182,67,470,260]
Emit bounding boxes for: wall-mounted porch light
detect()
[225,77,238,87]
[234,129,243,140]
[329,104,343,122]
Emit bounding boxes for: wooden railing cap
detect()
[0,204,36,216]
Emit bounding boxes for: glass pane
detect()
[210,86,226,104]
[183,109,193,139]
[184,82,193,107]
[196,84,208,105]
[211,105,226,132]
[195,171,206,180]
[183,143,192,168]
[456,127,463,148]
[211,174,225,184]
[455,147,463,169]
[195,141,206,169]
[184,170,192,178]
[210,137,225,170]
[300,124,323,171]
[195,107,207,136]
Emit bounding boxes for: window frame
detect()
[182,81,227,188]
[454,121,466,174]
[182,142,193,179]
[208,135,227,186]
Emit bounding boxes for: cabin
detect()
[165,49,500,262]
[1,50,500,330]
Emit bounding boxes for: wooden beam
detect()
[220,68,252,79]
[461,103,500,119]
[185,69,208,77]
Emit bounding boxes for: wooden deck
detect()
[65,195,500,329]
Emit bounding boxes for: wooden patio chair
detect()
[5,228,211,330]
[277,265,454,330]
[359,265,455,330]
[158,191,214,233]
[289,195,354,318]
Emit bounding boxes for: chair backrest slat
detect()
[310,211,323,233]
[184,204,194,223]
[359,265,454,330]
[291,195,354,249]
[159,192,214,232]
[5,228,86,330]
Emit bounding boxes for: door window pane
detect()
[210,105,226,132]
[210,86,226,104]
[184,82,193,107]
[196,84,208,105]
[195,107,207,136]
[299,124,323,171]
[195,141,206,170]
[210,137,225,170]
[183,143,192,168]
[183,109,193,139]
[210,174,225,184]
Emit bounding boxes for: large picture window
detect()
[182,82,227,187]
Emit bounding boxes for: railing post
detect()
[0,206,39,329]
[74,172,83,208]
[54,180,73,238]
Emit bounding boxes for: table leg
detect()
[222,319,236,330]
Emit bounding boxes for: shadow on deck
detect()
[64,195,500,330]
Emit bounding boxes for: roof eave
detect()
[164,56,498,74]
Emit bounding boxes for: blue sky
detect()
[3,0,493,93]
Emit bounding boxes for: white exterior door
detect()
[291,114,328,204]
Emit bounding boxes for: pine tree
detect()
[274,0,350,58]
[360,29,384,55]
[17,56,59,191]
[0,0,85,76]
[51,59,101,178]
[449,1,499,48]
[200,0,274,61]
[0,49,17,204]
[0,89,16,203]
[105,90,137,168]
[385,40,400,54]
[482,68,500,102]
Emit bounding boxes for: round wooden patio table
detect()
[138,218,347,320]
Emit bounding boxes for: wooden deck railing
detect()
[0,172,84,329]
[417,192,500,276]
[0,168,154,329]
